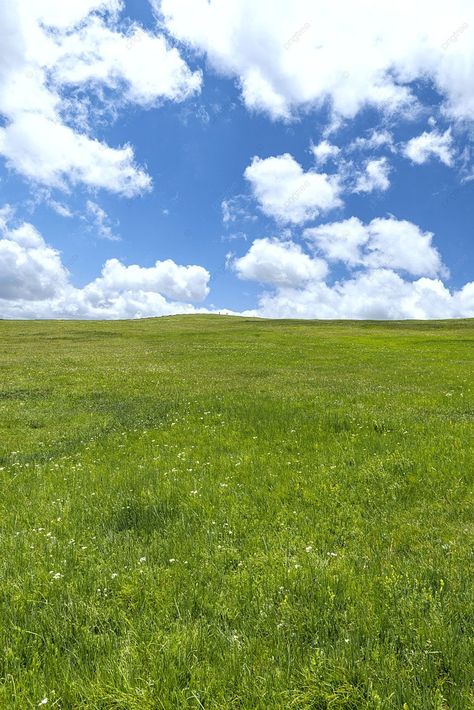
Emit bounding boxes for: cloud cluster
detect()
[241,122,458,232]
[243,150,394,227]
[0,0,200,196]
[2,203,473,320]
[54,19,201,107]
[158,0,474,121]
[0,207,210,319]
[230,123,470,319]
[231,217,474,319]
[246,269,474,320]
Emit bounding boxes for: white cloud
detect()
[221,196,256,225]
[86,200,119,241]
[91,258,210,303]
[0,205,13,232]
[349,130,395,153]
[311,140,341,165]
[2,206,473,321]
[353,158,391,193]
[233,237,328,287]
[49,200,73,218]
[53,20,202,107]
[0,114,152,196]
[231,201,474,318]
[304,216,369,267]
[403,129,455,166]
[158,0,474,122]
[0,212,68,300]
[231,213,469,319]
[0,0,200,195]
[0,208,211,318]
[244,153,342,224]
[246,268,474,320]
[23,0,123,30]
[305,217,446,278]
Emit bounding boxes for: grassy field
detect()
[0,316,473,709]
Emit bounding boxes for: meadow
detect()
[0,316,472,709]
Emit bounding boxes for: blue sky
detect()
[0,0,473,319]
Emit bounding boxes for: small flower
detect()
[111,573,118,579]
[38,698,48,706]
[169,558,176,563]
[305,546,313,553]
[139,557,146,564]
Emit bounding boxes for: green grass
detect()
[0,316,473,709]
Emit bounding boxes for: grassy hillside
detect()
[0,316,473,708]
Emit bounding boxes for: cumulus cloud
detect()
[403,129,455,166]
[0,208,211,319]
[91,258,210,303]
[353,158,391,193]
[241,149,395,231]
[232,212,473,320]
[2,205,472,321]
[233,238,328,287]
[244,153,342,224]
[246,269,474,320]
[53,19,202,107]
[311,140,341,165]
[158,0,474,122]
[0,114,152,196]
[305,217,446,278]
[0,0,200,195]
[0,210,69,301]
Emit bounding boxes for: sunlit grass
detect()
[0,316,473,708]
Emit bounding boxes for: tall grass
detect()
[0,316,472,708]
